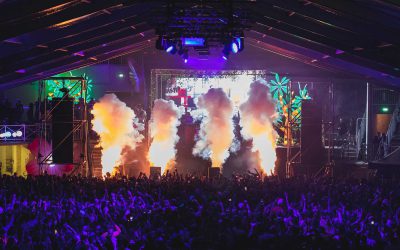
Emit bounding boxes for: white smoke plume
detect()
[148,99,183,173]
[193,88,235,168]
[91,94,144,175]
[239,81,277,175]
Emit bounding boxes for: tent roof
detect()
[1,0,400,89]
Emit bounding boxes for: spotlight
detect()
[166,45,174,53]
[222,43,230,60]
[118,73,124,78]
[231,40,239,53]
[165,40,177,54]
[183,49,188,63]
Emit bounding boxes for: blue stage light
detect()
[166,45,174,53]
[236,37,241,50]
[182,38,205,46]
[231,41,239,53]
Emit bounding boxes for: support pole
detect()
[366,82,370,161]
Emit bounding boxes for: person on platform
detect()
[27,102,35,124]
[15,99,24,123]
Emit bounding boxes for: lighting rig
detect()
[153,1,251,62]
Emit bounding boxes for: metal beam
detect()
[309,0,400,30]
[0,31,155,87]
[0,23,152,75]
[252,17,400,74]
[0,16,149,71]
[0,2,158,57]
[0,38,155,90]
[0,0,77,23]
[251,24,400,78]
[248,30,400,87]
[0,0,133,41]
[260,0,400,46]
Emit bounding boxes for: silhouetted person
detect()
[15,99,24,123]
[27,102,34,124]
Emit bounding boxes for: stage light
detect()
[165,40,177,54]
[182,38,205,46]
[166,45,174,53]
[118,73,124,78]
[236,37,242,50]
[183,50,188,63]
[16,131,23,137]
[222,46,230,60]
[231,40,239,53]
[381,106,389,112]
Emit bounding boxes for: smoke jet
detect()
[239,81,277,174]
[91,94,144,175]
[148,99,183,173]
[193,88,234,168]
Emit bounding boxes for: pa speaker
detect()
[300,100,324,165]
[208,167,221,178]
[150,166,162,177]
[51,98,73,164]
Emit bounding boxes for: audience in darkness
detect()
[1,172,400,249]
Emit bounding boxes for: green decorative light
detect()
[46,72,93,103]
[268,73,312,144]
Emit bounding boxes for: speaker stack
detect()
[51,97,74,164]
[299,100,325,176]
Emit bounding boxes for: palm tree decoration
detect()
[46,72,93,103]
[268,74,312,145]
[269,73,289,100]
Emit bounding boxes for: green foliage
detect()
[46,72,93,103]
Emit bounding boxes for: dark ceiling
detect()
[1,0,400,89]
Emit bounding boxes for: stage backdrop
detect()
[150,69,325,145]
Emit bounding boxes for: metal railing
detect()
[0,124,40,143]
[386,98,400,151]
[355,112,366,159]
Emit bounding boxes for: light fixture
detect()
[222,42,230,60]
[231,39,239,53]
[166,45,174,53]
[183,49,188,63]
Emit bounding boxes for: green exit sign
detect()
[381,106,389,113]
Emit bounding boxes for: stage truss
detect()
[37,77,90,176]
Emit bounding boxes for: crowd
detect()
[0,98,27,124]
[0,98,94,125]
[1,173,400,249]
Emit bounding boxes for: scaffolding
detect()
[37,77,90,176]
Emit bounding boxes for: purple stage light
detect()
[222,55,228,60]
[184,58,188,63]
[166,46,174,53]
